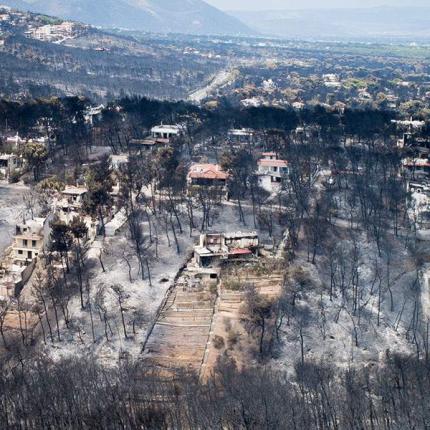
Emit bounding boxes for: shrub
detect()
[212,335,225,350]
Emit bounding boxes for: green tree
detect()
[23,142,48,182]
[50,217,73,273]
[84,155,113,236]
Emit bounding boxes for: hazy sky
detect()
[206,0,430,11]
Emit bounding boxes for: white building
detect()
[228,128,254,145]
[31,21,77,42]
[61,186,88,209]
[392,118,426,130]
[111,154,129,170]
[323,74,341,89]
[84,104,104,125]
[13,218,47,265]
[257,153,289,193]
[150,124,182,141]
[194,232,259,268]
[5,133,25,148]
[0,154,20,179]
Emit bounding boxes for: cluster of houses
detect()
[185,153,288,196]
[0,181,105,299]
[0,180,89,299]
[0,118,291,299]
[28,21,83,43]
[111,123,289,195]
[0,133,52,181]
[397,119,430,231]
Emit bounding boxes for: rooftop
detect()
[228,128,254,137]
[0,153,17,160]
[188,164,229,181]
[258,159,288,168]
[62,186,88,196]
[15,217,46,237]
[151,124,182,135]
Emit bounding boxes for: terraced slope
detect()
[142,269,216,373]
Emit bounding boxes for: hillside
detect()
[0,6,226,100]
[0,0,253,35]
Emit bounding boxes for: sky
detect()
[206,0,429,11]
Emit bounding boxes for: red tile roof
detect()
[258,159,288,168]
[188,164,229,180]
[229,248,253,255]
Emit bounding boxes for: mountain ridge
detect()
[0,0,253,35]
[231,6,430,40]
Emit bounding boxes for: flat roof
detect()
[228,128,254,136]
[151,125,181,134]
[62,186,88,195]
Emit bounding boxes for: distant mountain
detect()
[0,0,29,9]
[0,0,253,35]
[231,6,430,41]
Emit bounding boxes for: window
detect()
[32,240,37,247]
[18,250,23,255]
[23,239,28,247]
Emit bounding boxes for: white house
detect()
[111,154,129,170]
[13,218,47,265]
[228,128,254,145]
[257,153,289,193]
[0,154,20,179]
[61,186,88,210]
[5,133,25,148]
[150,124,183,141]
[84,104,104,125]
[193,231,259,268]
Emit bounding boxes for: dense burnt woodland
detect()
[0,354,429,429]
[1,96,430,429]
[0,32,222,100]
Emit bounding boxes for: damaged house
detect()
[257,152,289,193]
[193,231,259,268]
